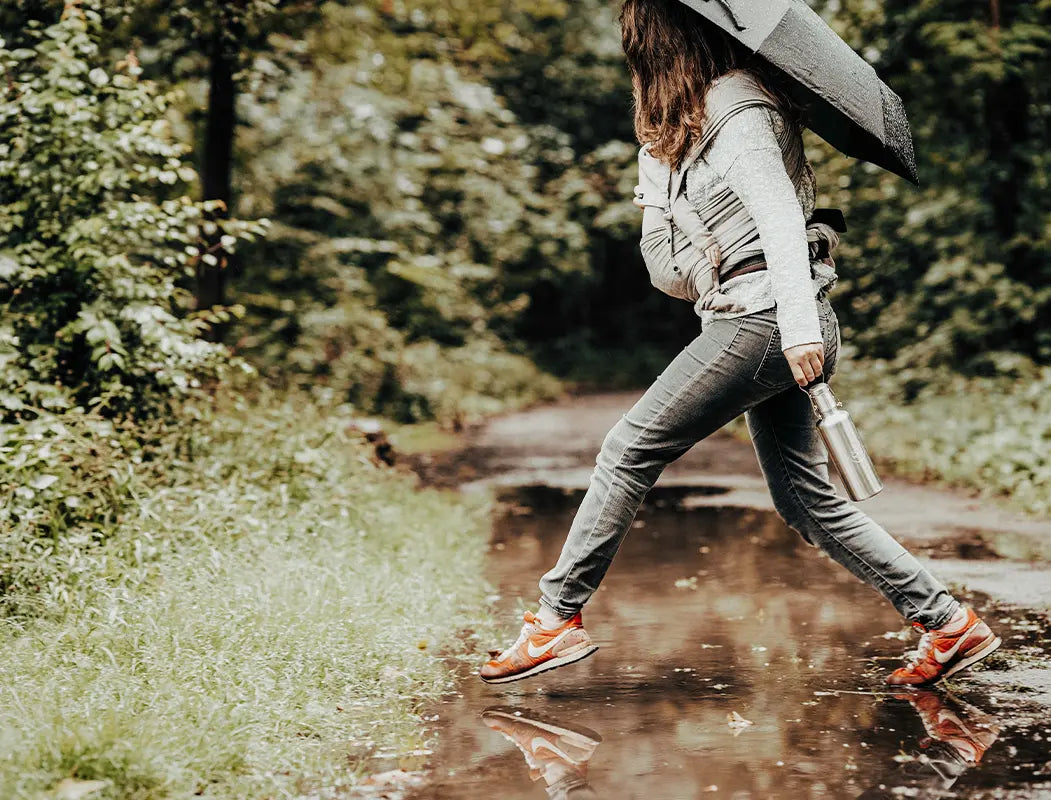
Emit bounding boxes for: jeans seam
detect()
[549,322,747,612]
[763,416,925,621]
[751,324,780,387]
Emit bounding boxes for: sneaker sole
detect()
[481,707,603,745]
[480,644,599,684]
[941,634,1002,681]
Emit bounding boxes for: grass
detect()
[0,393,493,799]
[826,358,1051,516]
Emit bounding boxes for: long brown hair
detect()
[619,0,802,170]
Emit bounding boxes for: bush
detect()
[0,5,266,422]
[830,358,1051,515]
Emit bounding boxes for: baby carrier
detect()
[634,74,841,311]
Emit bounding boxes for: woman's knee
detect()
[595,417,666,490]
[596,417,632,466]
[770,483,853,543]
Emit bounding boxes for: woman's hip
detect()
[698,294,840,390]
[611,296,838,448]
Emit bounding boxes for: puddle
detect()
[405,488,1051,799]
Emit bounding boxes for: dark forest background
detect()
[0,3,1049,794]
[1,0,1049,597]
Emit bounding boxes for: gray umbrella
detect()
[681,0,918,183]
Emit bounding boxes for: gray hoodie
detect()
[634,69,838,351]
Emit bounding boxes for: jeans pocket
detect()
[751,315,793,390]
[752,300,838,389]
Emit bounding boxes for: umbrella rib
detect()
[701,0,747,31]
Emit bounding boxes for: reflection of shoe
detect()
[856,692,1002,799]
[482,706,601,794]
[898,691,1002,765]
[885,607,1001,686]
[479,611,598,684]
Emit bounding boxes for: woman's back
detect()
[686,69,836,350]
[687,69,817,253]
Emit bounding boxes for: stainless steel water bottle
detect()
[806,381,883,501]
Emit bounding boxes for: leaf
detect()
[727,710,753,735]
[29,474,58,491]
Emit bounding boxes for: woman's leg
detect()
[744,299,960,630]
[482,310,783,682]
[537,311,778,619]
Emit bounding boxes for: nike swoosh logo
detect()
[527,629,575,659]
[532,738,577,763]
[934,630,972,663]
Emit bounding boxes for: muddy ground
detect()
[382,391,1051,800]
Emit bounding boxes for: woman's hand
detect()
[783,342,824,387]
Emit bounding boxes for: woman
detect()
[480,0,1001,687]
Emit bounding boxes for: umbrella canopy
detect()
[680,0,918,184]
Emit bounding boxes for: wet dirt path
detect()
[403,488,1050,800]
[397,393,1051,800]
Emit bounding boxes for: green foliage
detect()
[0,392,493,797]
[808,0,1051,375]
[0,409,151,615]
[0,6,266,421]
[229,2,572,422]
[830,358,1051,516]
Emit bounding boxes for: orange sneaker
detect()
[885,606,1001,686]
[479,611,598,684]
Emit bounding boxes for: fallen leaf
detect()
[727,710,753,735]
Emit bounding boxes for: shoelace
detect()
[493,620,540,661]
[907,631,936,667]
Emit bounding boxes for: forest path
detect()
[393,391,1051,800]
[413,390,1051,609]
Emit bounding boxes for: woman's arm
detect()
[704,107,823,358]
[634,145,706,302]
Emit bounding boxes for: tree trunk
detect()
[983,4,1031,279]
[198,27,236,314]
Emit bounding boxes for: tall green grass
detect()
[826,360,1051,516]
[0,395,492,799]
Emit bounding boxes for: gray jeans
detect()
[539,294,959,630]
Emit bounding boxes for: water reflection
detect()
[857,692,1002,799]
[482,691,1001,800]
[482,707,601,799]
[406,489,1034,799]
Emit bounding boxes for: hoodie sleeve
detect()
[703,105,822,351]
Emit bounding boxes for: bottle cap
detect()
[807,383,840,416]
